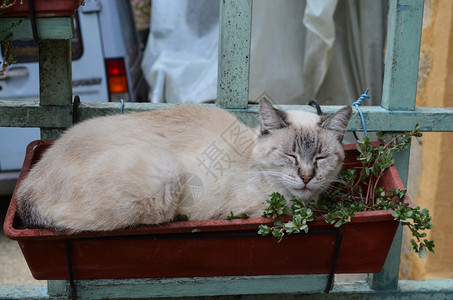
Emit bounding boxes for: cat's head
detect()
[251,98,352,202]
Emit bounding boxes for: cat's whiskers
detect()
[248,170,287,176]
[247,171,295,195]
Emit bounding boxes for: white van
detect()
[0,0,149,194]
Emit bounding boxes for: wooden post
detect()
[38,39,72,139]
[217,0,252,109]
[381,0,424,111]
[369,0,425,290]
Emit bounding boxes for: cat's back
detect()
[22,104,252,182]
[61,104,243,147]
[16,105,252,231]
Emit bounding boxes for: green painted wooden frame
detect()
[0,17,73,41]
[1,100,452,131]
[1,0,453,298]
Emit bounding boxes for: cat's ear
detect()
[320,106,352,140]
[259,98,288,135]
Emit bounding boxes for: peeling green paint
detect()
[381,0,424,111]
[1,101,452,132]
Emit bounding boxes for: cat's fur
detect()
[16,99,352,232]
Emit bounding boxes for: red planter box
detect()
[1,0,82,18]
[3,140,409,280]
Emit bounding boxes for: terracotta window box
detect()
[3,140,409,280]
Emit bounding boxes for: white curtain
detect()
[141,0,387,106]
[141,0,220,103]
[249,0,386,106]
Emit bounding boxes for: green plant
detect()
[0,39,15,75]
[131,0,151,16]
[257,125,435,258]
[258,193,316,240]
[0,0,22,76]
[227,211,250,220]
[175,214,189,221]
[1,0,20,10]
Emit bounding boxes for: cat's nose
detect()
[300,175,313,184]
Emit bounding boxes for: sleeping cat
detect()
[16,99,352,232]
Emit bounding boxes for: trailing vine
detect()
[0,0,23,76]
[257,125,435,258]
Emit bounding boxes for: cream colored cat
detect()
[16,99,352,232]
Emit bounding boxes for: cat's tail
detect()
[16,183,47,229]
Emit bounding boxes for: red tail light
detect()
[105,58,128,94]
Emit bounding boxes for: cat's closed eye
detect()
[314,155,328,162]
[313,155,329,167]
[286,153,299,165]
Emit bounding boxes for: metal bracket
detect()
[72,95,80,125]
[27,0,39,43]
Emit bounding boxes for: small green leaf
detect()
[175,214,189,221]
[284,222,298,234]
[227,211,250,220]
[292,214,302,226]
[272,229,284,239]
[334,219,344,228]
[418,246,428,258]
[258,225,271,236]
[421,208,429,216]
[300,224,309,234]
[273,220,283,227]
[404,210,414,218]
[282,206,291,216]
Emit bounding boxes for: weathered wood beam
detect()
[371,0,425,289]
[381,0,424,111]
[3,278,453,299]
[0,17,73,41]
[57,279,453,299]
[1,100,452,132]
